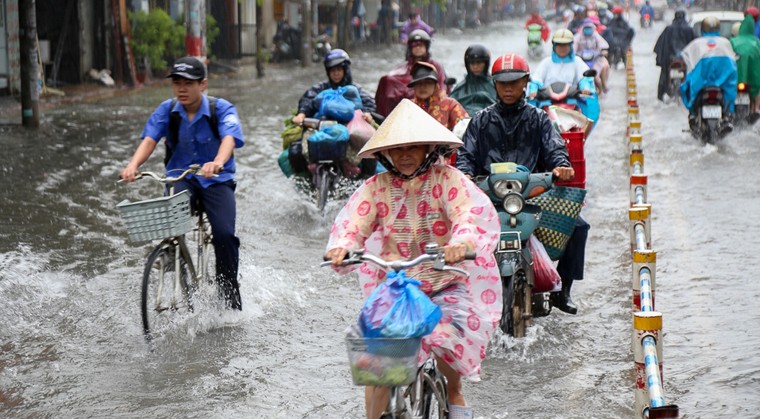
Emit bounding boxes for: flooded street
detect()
[2,15,760,418]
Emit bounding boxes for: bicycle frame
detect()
[121,165,216,341]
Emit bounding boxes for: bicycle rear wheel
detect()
[141,242,193,341]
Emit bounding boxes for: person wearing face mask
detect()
[575,19,610,94]
[449,45,498,116]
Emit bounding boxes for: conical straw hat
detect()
[358,99,463,159]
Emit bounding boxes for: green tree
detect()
[129,9,179,73]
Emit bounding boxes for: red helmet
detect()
[746,7,760,22]
[491,53,530,82]
[612,5,624,15]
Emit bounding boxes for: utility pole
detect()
[185,0,206,60]
[19,0,40,128]
[256,0,265,77]
[302,0,312,67]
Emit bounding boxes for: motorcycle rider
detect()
[745,7,760,39]
[638,1,655,27]
[409,62,468,130]
[326,99,502,419]
[574,18,610,94]
[604,6,635,68]
[450,45,498,116]
[531,29,593,98]
[653,8,695,102]
[525,7,551,42]
[730,14,760,121]
[291,49,376,126]
[680,16,738,134]
[597,1,614,26]
[456,53,588,315]
[567,4,586,34]
[375,29,450,116]
[399,12,434,44]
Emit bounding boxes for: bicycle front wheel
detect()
[141,243,193,341]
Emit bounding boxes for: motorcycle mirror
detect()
[445,77,457,86]
[583,69,597,78]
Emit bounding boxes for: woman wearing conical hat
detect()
[325,99,501,419]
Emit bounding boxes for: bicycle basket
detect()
[346,336,421,387]
[117,190,193,243]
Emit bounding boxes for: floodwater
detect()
[1,14,759,419]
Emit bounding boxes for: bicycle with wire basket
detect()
[321,244,474,418]
[117,164,216,342]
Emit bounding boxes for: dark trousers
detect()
[657,66,668,101]
[556,215,590,284]
[174,178,242,310]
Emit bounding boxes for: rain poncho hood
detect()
[449,73,498,116]
[730,15,760,97]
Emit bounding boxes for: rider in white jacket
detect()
[531,29,592,93]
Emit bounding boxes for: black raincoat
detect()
[296,68,376,117]
[654,15,695,68]
[604,16,635,51]
[455,98,570,176]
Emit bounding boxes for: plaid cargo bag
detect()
[527,186,586,261]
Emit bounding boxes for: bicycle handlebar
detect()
[321,244,476,278]
[118,164,217,185]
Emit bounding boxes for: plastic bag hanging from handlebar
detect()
[359,271,442,338]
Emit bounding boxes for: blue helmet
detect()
[324,49,351,69]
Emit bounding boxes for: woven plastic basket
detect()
[117,190,193,243]
[527,186,587,260]
[346,336,421,387]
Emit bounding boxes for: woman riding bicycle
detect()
[325,99,501,419]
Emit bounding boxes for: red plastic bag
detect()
[346,110,376,151]
[528,235,561,293]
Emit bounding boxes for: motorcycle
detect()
[688,86,731,144]
[667,58,686,105]
[474,164,557,337]
[311,34,332,63]
[271,20,302,63]
[527,23,545,60]
[734,82,753,126]
[579,49,607,94]
[640,13,652,29]
[528,69,600,129]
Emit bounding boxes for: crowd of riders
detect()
[283,4,760,418]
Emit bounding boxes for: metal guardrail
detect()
[624,50,680,419]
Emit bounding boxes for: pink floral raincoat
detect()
[327,164,502,381]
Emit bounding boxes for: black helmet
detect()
[464,44,491,73]
[407,29,432,48]
[324,49,351,69]
[674,8,686,20]
[701,16,720,34]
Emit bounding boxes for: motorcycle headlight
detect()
[492,179,522,199]
[502,193,525,215]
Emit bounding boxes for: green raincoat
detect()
[449,73,498,116]
[730,15,760,97]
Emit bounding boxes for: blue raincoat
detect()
[679,34,737,113]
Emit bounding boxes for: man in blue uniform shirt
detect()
[120,56,245,310]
